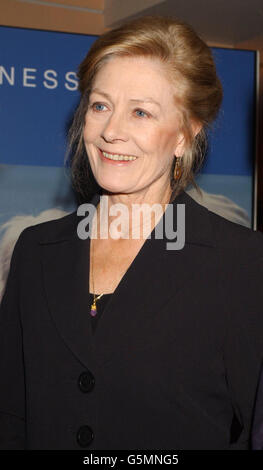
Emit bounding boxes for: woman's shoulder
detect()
[183,190,263,258]
[16,210,78,246]
[207,205,263,258]
[15,193,101,246]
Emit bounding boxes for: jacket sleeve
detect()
[251,361,263,449]
[223,246,263,450]
[0,229,28,449]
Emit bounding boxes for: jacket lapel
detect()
[40,191,216,369]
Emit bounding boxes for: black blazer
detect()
[1,191,263,450]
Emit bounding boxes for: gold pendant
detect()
[90,300,97,317]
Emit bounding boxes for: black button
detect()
[76,425,94,447]
[78,371,95,393]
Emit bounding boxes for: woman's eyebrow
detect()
[130,98,161,108]
[91,88,161,108]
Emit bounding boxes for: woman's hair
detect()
[66,15,223,202]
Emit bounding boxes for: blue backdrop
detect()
[0,26,257,227]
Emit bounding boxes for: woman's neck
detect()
[93,185,172,241]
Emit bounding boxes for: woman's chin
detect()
[97,180,131,195]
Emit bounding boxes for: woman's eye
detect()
[134,109,150,118]
[89,103,150,118]
[91,102,107,112]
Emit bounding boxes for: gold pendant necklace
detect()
[90,204,104,317]
[90,292,104,317]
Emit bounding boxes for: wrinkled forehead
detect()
[90,55,179,108]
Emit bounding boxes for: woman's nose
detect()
[101,111,128,142]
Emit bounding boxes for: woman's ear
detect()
[174,133,186,157]
[174,121,202,157]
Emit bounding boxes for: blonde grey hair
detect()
[66,15,223,202]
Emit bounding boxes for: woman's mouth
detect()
[98,148,138,165]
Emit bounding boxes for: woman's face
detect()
[83,56,186,198]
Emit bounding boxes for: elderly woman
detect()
[0,15,263,450]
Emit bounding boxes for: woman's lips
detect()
[98,148,138,166]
